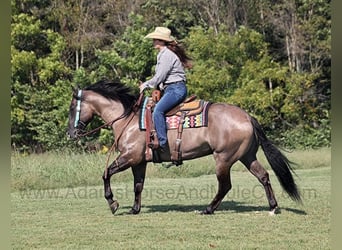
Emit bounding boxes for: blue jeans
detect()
[153,81,187,148]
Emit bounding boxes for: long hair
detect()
[166,41,193,69]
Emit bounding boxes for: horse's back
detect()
[179,102,255,160]
[208,103,253,133]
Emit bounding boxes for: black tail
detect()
[251,116,302,203]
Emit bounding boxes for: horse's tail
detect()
[251,116,302,203]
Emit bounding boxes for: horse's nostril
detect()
[66,130,77,139]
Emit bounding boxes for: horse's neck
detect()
[92,99,126,125]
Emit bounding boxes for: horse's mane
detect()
[84,79,138,115]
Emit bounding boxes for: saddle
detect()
[166,96,202,117]
[143,90,207,165]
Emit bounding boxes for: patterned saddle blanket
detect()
[139,97,211,130]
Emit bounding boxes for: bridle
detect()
[73,90,87,133]
[72,89,144,138]
[73,89,127,138]
[72,89,144,179]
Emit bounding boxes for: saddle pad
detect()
[139,97,211,130]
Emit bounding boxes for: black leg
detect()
[129,163,147,214]
[102,157,131,214]
[244,159,278,214]
[202,162,232,214]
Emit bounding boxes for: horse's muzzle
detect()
[66,129,79,140]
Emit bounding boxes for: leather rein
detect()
[74,90,143,140]
[73,90,144,179]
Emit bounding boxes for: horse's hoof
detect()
[128,208,140,215]
[200,208,214,215]
[269,206,279,216]
[109,200,119,214]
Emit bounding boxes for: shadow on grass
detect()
[117,200,306,215]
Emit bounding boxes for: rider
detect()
[139,27,192,152]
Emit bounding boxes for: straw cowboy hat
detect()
[144,27,175,42]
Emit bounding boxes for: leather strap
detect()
[144,104,153,161]
[171,111,187,165]
[152,90,161,103]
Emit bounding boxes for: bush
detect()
[272,119,331,149]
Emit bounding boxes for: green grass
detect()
[11,147,331,191]
[11,153,330,249]
[11,148,331,249]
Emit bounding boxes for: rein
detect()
[103,111,136,179]
[78,110,136,180]
[75,93,143,138]
[102,94,143,179]
[77,114,127,138]
[74,91,144,179]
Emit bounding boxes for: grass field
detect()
[11,148,331,249]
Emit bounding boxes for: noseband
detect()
[74,90,83,129]
[73,89,88,134]
[72,89,136,138]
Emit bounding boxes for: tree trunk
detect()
[75,49,79,70]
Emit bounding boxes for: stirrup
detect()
[162,161,182,168]
[148,142,159,150]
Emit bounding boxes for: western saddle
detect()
[143,90,205,166]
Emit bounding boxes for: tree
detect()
[11,0,331,151]
[185,26,268,101]
[89,14,155,87]
[11,11,71,151]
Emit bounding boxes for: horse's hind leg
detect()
[202,159,232,215]
[241,156,278,214]
[129,163,147,214]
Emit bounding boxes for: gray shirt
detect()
[143,47,186,89]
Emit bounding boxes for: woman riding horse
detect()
[67,79,301,215]
[139,27,192,153]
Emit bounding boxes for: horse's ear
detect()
[71,86,79,99]
[71,85,80,93]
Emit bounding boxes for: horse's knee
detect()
[260,172,270,186]
[102,173,107,181]
[102,169,112,181]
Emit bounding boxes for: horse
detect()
[67,79,301,215]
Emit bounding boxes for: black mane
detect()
[84,79,138,115]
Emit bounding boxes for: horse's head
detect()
[67,80,139,139]
[67,86,94,139]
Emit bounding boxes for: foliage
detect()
[91,14,155,88]
[185,26,268,101]
[275,117,331,150]
[11,11,72,152]
[11,0,331,152]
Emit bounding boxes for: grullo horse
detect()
[67,79,301,215]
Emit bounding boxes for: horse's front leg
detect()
[102,157,131,215]
[129,163,147,214]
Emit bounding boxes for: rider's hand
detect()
[139,82,147,93]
